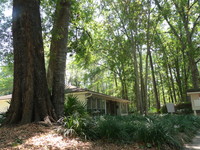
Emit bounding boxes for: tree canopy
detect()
[0,0,199,116]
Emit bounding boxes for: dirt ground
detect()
[0,123,156,150]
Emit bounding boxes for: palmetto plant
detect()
[64,95,87,117]
[61,97,200,150]
[88,115,200,149]
[59,95,89,137]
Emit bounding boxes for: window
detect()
[92,98,96,109]
[87,98,92,109]
[87,97,105,115]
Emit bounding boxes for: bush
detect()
[175,102,193,114]
[0,112,6,126]
[60,97,200,149]
[64,95,87,117]
[85,115,200,149]
[96,116,130,141]
[135,116,182,149]
[160,105,167,113]
[58,95,91,138]
[161,102,193,114]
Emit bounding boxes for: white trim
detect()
[67,92,88,95]
[187,92,200,95]
[91,93,130,103]
[85,93,93,98]
[0,94,12,100]
[67,91,130,103]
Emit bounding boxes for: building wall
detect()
[0,100,10,113]
[66,93,87,105]
[75,94,87,103]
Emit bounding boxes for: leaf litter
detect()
[0,123,156,150]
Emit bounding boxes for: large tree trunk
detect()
[131,40,143,114]
[47,0,71,118]
[188,45,200,89]
[139,50,146,114]
[146,1,160,112]
[174,58,184,102]
[6,0,56,124]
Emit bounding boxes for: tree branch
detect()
[190,14,200,37]
[154,0,181,41]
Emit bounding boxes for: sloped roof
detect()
[187,89,200,95]
[65,86,130,103]
[187,89,200,92]
[0,94,12,100]
[65,86,89,93]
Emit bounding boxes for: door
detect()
[106,101,117,115]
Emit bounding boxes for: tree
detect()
[47,0,71,118]
[5,0,56,124]
[0,0,12,65]
[0,65,13,95]
[154,0,200,89]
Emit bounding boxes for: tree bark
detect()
[131,40,143,114]
[144,53,149,114]
[6,0,56,124]
[47,0,71,118]
[148,50,160,112]
[174,58,184,102]
[146,1,160,112]
[159,72,166,105]
[168,65,177,103]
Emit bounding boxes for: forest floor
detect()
[0,123,157,150]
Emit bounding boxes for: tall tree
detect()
[47,0,71,118]
[154,0,200,89]
[6,0,56,124]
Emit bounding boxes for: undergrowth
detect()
[90,115,200,149]
[0,112,6,126]
[59,96,200,149]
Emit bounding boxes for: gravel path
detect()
[184,131,200,150]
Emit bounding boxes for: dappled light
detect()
[0,124,92,150]
[0,123,157,150]
[0,0,200,149]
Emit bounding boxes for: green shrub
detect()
[161,102,193,114]
[58,114,86,137]
[87,115,200,149]
[96,116,130,141]
[175,102,193,114]
[160,105,167,113]
[135,117,182,149]
[64,95,87,117]
[0,112,6,126]
[59,95,91,138]
[60,102,200,150]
